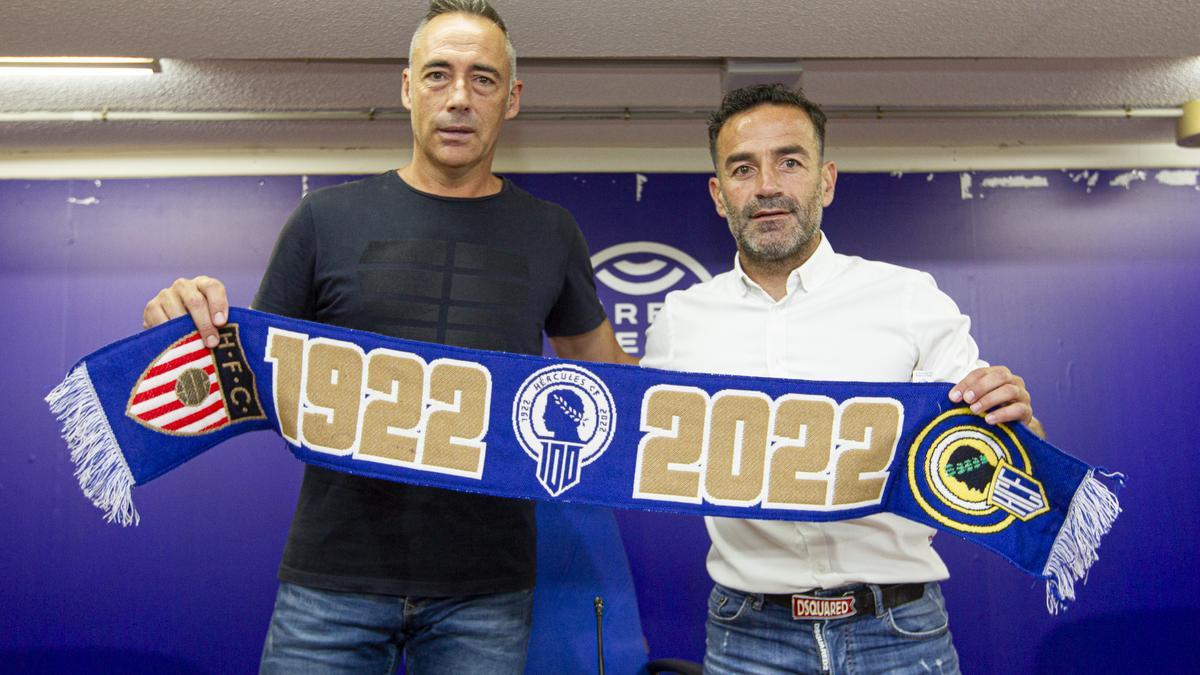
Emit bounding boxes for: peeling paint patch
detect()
[980,175,1049,189]
[301,174,309,198]
[635,173,648,202]
[890,171,904,179]
[67,196,98,206]
[959,173,973,200]
[1067,170,1100,193]
[1154,169,1199,187]
[1109,170,1146,189]
[926,174,934,182]
[93,179,102,188]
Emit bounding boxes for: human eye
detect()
[731,165,753,178]
[781,158,802,170]
[425,71,448,83]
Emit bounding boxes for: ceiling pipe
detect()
[0,105,1186,124]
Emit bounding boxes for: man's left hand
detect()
[949,366,1045,438]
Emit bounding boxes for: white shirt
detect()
[641,234,985,593]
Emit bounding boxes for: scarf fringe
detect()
[45,363,140,526]
[1043,470,1121,613]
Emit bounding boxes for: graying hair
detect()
[408,0,518,91]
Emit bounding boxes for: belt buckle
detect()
[790,593,857,620]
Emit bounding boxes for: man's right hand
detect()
[143,276,230,348]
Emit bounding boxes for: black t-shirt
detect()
[253,171,606,596]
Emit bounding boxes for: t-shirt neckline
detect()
[391,170,510,203]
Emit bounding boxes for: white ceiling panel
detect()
[5,0,1199,59]
[1,1,1198,153]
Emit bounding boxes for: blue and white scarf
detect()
[46,308,1122,613]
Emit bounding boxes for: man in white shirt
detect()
[641,84,1044,674]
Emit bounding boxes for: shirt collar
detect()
[733,232,838,299]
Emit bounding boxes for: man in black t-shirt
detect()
[142,2,635,673]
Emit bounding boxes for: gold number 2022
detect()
[265,328,492,478]
[633,386,902,510]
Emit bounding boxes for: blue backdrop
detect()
[2,168,1197,673]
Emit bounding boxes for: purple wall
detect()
[2,169,1197,673]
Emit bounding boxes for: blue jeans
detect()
[704,582,960,675]
[259,582,533,674]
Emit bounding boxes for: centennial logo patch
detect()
[907,407,1047,533]
[791,594,857,620]
[513,364,616,496]
[126,325,265,435]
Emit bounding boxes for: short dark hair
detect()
[410,0,517,87]
[422,0,508,33]
[707,84,828,167]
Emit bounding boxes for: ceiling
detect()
[2,0,1199,155]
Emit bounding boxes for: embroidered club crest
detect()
[126,325,265,435]
[513,364,616,496]
[907,407,1049,533]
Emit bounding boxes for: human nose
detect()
[446,76,471,111]
[755,165,782,198]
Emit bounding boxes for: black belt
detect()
[762,583,925,621]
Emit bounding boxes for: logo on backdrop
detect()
[590,241,713,356]
[126,325,265,435]
[513,364,616,496]
[907,408,1049,533]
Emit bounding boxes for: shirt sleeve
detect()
[543,217,607,337]
[908,272,987,383]
[252,197,317,320]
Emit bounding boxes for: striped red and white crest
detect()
[126,332,231,435]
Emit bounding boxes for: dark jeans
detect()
[705,582,961,675]
[259,582,533,674]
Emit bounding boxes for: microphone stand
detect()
[594,595,605,675]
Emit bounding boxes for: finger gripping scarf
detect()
[46,308,1123,614]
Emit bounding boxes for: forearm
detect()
[548,319,640,366]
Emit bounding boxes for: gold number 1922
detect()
[265,329,492,479]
